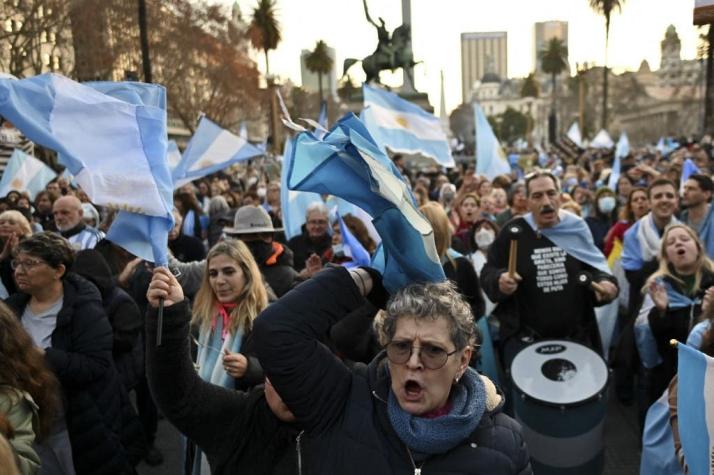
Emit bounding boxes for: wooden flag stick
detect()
[669,339,679,348]
[508,240,518,278]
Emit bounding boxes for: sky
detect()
[222,0,703,115]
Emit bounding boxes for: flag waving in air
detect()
[0,149,56,199]
[361,84,454,168]
[287,113,444,292]
[172,116,265,188]
[474,103,511,180]
[0,73,174,264]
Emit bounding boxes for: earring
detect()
[455,375,461,383]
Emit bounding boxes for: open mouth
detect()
[404,379,424,400]
[676,249,686,256]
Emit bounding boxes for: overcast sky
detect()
[221,0,702,114]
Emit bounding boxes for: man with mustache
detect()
[481,170,618,368]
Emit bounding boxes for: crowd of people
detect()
[0,125,713,475]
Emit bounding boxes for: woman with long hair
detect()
[604,187,649,258]
[636,224,714,410]
[0,301,59,474]
[188,240,269,474]
[0,210,33,298]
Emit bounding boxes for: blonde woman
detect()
[192,240,268,390]
[636,224,714,409]
[0,210,33,298]
[188,240,269,474]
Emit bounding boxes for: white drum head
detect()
[511,340,608,406]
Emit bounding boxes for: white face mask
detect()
[474,228,495,249]
[598,196,616,214]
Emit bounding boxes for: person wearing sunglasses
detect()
[251,266,531,474]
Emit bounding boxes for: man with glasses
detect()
[482,170,618,367]
[287,202,332,276]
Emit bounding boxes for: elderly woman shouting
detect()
[253,267,531,474]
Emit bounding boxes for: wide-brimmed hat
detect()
[223,205,282,235]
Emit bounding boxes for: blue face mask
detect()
[598,196,617,214]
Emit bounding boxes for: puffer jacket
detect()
[6,273,134,474]
[254,267,532,474]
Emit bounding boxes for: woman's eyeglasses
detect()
[385,340,458,370]
[10,258,44,271]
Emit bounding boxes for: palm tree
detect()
[305,40,333,105]
[539,38,569,143]
[589,0,625,130]
[248,0,281,78]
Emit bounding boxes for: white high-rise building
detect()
[460,31,508,103]
[300,46,337,98]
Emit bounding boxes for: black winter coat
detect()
[6,273,136,474]
[146,300,305,475]
[253,267,532,474]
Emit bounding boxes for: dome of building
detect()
[481,72,502,84]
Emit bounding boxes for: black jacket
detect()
[287,232,332,272]
[481,217,617,353]
[444,256,486,319]
[254,267,532,474]
[146,300,306,475]
[6,273,136,474]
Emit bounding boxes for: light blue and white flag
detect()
[361,84,454,168]
[608,131,630,190]
[681,158,701,191]
[287,113,445,292]
[640,388,684,475]
[325,195,381,246]
[280,136,323,240]
[474,103,511,180]
[337,212,371,268]
[677,342,714,475]
[0,149,56,199]
[166,140,181,171]
[566,121,583,148]
[0,74,174,264]
[172,116,264,188]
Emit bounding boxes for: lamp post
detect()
[577,62,587,136]
[138,0,152,83]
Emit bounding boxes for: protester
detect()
[187,239,269,473]
[224,205,299,298]
[420,201,485,319]
[31,191,55,232]
[252,265,531,473]
[5,232,136,473]
[586,187,618,251]
[175,190,207,240]
[206,195,232,248]
[679,174,712,232]
[467,219,500,316]
[603,187,649,258]
[52,195,103,250]
[481,170,618,366]
[169,209,207,263]
[342,213,377,255]
[287,202,332,275]
[0,301,59,475]
[636,224,714,409]
[495,182,528,227]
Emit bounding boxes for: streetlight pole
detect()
[138,0,152,83]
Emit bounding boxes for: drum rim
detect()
[510,339,610,408]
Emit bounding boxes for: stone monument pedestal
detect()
[339,84,433,116]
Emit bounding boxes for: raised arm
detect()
[253,267,371,434]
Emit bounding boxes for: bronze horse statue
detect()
[343,1,419,86]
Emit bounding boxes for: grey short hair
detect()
[374,281,475,351]
[305,201,328,219]
[208,195,230,217]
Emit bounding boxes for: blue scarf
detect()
[387,367,485,457]
[523,210,611,274]
[661,278,700,310]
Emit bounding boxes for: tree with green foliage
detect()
[305,40,333,104]
[520,73,539,98]
[589,0,625,130]
[539,38,569,143]
[248,0,281,77]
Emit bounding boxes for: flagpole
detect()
[670,339,679,348]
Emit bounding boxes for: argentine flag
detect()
[166,140,182,171]
[337,212,371,268]
[361,84,454,168]
[608,131,630,190]
[172,116,264,188]
[677,343,714,475]
[566,121,583,148]
[287,113,444,292]
[0,74,174,264]
[0,149,56,199]
[474,103,511,180]
[280,136,324,240]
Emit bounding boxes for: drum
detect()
[510,340,609,475]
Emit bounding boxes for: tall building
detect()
[460,32,507,103]
[300,46,337,98]
[534,21,568,74]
